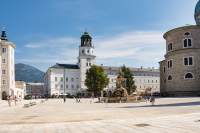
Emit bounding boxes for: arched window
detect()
[185,73,193,79]
[184,32,190,36]
[168,75,172,80]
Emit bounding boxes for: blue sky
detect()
[0,0,198,71]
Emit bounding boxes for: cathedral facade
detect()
[160,0,200,96]
[44,32,160,96]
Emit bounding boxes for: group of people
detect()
[7,95,19,107]
[63,96,81,103]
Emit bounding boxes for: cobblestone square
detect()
[0,97,200,133]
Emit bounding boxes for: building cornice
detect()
[163,25,200,39]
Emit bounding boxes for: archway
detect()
[2,91,7,100]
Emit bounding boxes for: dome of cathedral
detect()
[81,32,92,39]
[195,0,200,25]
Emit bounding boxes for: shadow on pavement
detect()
[119,101,200,108]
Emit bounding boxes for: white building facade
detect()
[44,32,160,96]
[0,30,17,100]
[103,66,160,93]
[44,32,95,96]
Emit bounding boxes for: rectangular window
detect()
[2,48,6,53]
[184,58,188,65]
[184,39,187,48]
[168,43,173,51]
[189,57,193,65]
[188,39,192,47]
[2,59,6,63]
[66,77,68,82]
[55,77,57,82]
[60,77,63,82]
[167,60,173,69]
[2,80,6,85]
[183,39,192,48]
[2,70,6,74]
[60,85,63,89]
[71,85,74,89]
[66,85,68,88]
[184,57,193,66]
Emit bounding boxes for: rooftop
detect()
[50,63,80,69]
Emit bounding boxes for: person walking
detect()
[7,96,11,107]
[150,95,155,106]
[63,96,66,103]
[14,96,17,106]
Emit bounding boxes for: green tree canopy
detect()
[85,65,109,97]
[118,65,137,94]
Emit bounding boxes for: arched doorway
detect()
[2,91,7,100]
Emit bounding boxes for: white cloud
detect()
[94,31,165,62]
[25,37,79,48]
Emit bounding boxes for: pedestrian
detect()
[14,96,17,106]
[63,96,66,103]
[7,96,11,107]
[150,95,155,106]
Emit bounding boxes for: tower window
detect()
[183,38,192,48]
[167,60,173,69]
[2,59,6,63]
[2,48,6,53]
[185,73,194,79]
[168,43,173,51]
[184,32,190,36]
[82,50,84,54]
[2,70,6,74]
[168,75,172,80]
[3,80,6,85]
[184,57,193,66]
[87,50,90,53]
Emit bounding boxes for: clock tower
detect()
[78,32,96,91]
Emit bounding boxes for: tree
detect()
[85,65,109,97]
[118,65,137,95]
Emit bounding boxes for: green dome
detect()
[81,32,92,39]
[195,0,200,25]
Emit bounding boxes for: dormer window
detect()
[183,38,192,48]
